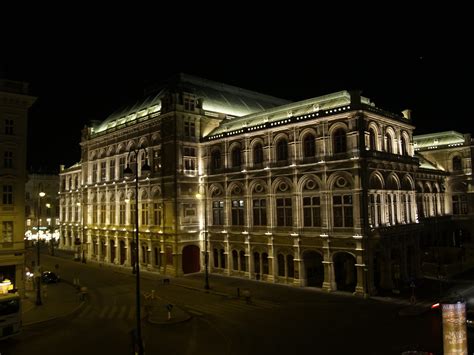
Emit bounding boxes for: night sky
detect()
[1,17,472,173]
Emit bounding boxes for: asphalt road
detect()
[1,248,452,354]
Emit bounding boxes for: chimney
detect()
[402,109,411,120]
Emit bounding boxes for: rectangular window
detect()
[1,221,13,242]
[453,195,468,215]
[183,147,196,171]
[231,200,244,225]
[100,203,106,224]
[109,203,116,225]
[93,205,98,224]
[4,151,13,168]
[109,159,115,180]
[153,203,162,226]
[100,161,106,181]
[2,185,13,204]
[276,197,292,227]
[5,119,13,135]
[184,98,195,111]
[75,204,79,222]
[303,196,321,227]
[141,203,149,225]
[333,195,353,227]
[119,203,126,224]
[92,163,97,183]
[184,121,196,137]
[212,200,224,225]
[252,199,267,226]
[119,157,126,179]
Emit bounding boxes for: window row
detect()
[211,195,353,228]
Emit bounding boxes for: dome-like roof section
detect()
[93,73,291,134]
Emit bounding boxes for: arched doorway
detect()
[334,252,357,292]
[303,251,324,287]
[120,240,126,265]
[182,245,200,274]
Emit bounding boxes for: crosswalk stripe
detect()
[78,304,94,318]
[106,306,118,319]
[117,305,127,319]
[128,306,135,320]
[98,307,109,319]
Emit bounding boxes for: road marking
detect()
[117,305,127,319]
[98,307,109,319]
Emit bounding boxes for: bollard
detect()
[166,304,173,320]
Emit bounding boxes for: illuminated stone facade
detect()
[0,79,36,296]
[58,74,471,295]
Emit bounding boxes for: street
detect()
[1,248,451,354]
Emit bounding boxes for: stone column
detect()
[125,236,131,267]
[321,234,336,291]
[267,236,275,282]
[292,237,302,286]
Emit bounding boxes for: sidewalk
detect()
[22,279,84,327]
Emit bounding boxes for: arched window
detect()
[253,143,263,165]
[385,134,393,153]
[239,250,246,271]
[333,129,346,154]
[276,139,288,161]
[401,136,409,156]
[231,147,241,168]
[453,156,462,171]
[232,250,238,270]
[211,150,221,173]
[303,134,316,158]
[369,129,376,150]
[277,254,285,276]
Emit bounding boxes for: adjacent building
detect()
[0,79,36,295]
[58,74,472,296]
[25,173,60,247]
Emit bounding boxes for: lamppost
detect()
[36,191,45,306]
[196,181,210,290]
[76,200,86,263]
[46,203,54,256]
[124,146,150,355]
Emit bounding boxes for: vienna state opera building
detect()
[58,74,473,296]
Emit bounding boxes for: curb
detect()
[146,312,192,326]
[23,300,86,328]
[23,280,86,328]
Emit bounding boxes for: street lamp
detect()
[36,191,45,306]
[76,201,86,263]
[196,183,210,290]
[45,203,54,256]
[124,146,150,355]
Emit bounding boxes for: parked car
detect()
[41,271,60,284]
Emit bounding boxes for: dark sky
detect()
[2,15,472,172]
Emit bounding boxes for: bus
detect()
[0,293,21,340]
